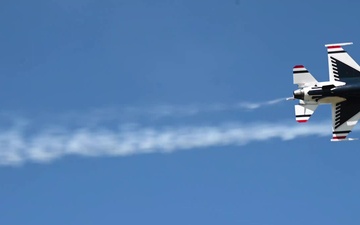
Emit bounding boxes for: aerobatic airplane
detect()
[289,42,360,141]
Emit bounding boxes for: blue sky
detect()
[1,0,360,224]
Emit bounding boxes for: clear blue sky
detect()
[1,0,360,224]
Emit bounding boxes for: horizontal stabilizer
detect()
[293,65,318,87]
[295,104,318,123]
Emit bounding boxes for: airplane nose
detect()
[293,89,304,100]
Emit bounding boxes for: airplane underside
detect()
[290,42,360,141]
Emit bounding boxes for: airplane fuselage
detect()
[293,79,360,104]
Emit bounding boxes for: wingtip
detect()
[325,42,353,47]
[331,138,358,142]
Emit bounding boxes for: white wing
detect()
[331,100,360,141]
[326,42,360,82]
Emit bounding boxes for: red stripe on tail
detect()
[294,65,304,68]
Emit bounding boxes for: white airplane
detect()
[289,42,360,141]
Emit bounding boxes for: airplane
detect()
[289,42,360,141]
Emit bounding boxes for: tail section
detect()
[295,104,318,123]
[293,65,318,87]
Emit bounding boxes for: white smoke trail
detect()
[49,97,286,122]
[147,97,286,116]
[236,98,285,110]
[0,120,331,166]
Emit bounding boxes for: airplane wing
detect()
[326,42,360,82]
[331,99,360,141]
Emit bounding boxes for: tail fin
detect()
[293,65,318,87]
[295,104,318,123]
